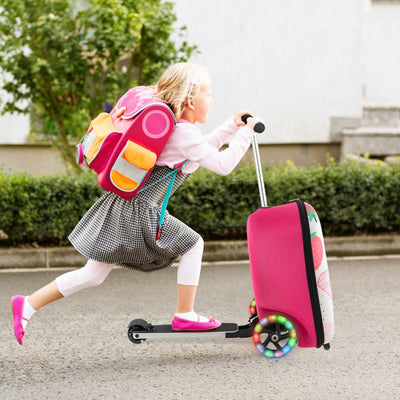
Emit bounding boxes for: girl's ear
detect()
[186,96,195,111]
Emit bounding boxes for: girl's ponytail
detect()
[156,63,207,120]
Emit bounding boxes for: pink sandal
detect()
[172,314,221,331]
[11,295,26,345]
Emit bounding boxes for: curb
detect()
[1,235,400,270]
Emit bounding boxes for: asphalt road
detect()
[1,256,399,400]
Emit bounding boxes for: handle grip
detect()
[242,114,268,207]
[241,114,265,133]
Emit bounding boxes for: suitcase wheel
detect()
[253,315,297,359]
[249,298,257,316]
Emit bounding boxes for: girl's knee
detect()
[55,260,114,297]
[187,236,204,255]
[197,236,204,249]
[82,260,115,287]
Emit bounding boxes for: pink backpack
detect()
[76,86,176,200]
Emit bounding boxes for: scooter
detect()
[127,116,301,359]
[127,115,334,359]
[127,300,299,359]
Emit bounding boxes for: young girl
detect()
[12,62,255,345]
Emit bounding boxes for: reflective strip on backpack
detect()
[82,131,96,157]
[113,157,147,185]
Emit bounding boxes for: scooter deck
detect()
[151,323,238,333]
[132,323,239,340]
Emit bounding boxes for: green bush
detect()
[0,171,103,246]
[170,158,400,239]
[0,158,399,246]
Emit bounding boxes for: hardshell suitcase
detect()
[247,135,334,351]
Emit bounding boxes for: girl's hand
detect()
[234,110,253,127]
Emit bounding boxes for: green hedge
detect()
[0,171,103,246]
[170,158,400,240]
[1,158,399,246]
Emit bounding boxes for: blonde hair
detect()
[156,62,209,120]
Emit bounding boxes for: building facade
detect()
[1,0,399,173]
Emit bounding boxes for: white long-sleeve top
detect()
[156,118,254,175]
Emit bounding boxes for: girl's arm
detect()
[204,110,252,149]
[181,124,253,176]
[204,118,239,149]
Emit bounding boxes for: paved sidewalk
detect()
[1,234,399,269]
[2,258,400,399]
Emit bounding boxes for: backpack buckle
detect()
[174,160,189,175]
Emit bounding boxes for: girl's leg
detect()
[176,284,198,314]
[55,259,115,297]
[173,237,221,330]
[28,259,115,308]
[176,236,203,314]
[12,259,115,344]
[28,281,63,311]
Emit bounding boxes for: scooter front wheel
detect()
[128,319,149,344]
[253,315,297,359]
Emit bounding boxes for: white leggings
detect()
[56,237,204,297]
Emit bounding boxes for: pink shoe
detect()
[11,295,26,345]
[172,314,222,331]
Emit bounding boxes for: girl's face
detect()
[191,80,213,124]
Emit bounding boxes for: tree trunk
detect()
[52,119,82,175]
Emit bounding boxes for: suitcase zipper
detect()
[296,199,325,348]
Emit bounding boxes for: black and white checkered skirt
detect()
[69,166,200,272]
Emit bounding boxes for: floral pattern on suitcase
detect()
[305,204,334,343]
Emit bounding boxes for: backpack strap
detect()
[138,160,190,240]
[156,160,189,240]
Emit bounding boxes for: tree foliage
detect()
[0,0,197,173]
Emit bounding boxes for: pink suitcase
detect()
[247,134,334,358]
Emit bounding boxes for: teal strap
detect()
[138,169,176,193]
[153,160,190,240]
[156,169,178,240]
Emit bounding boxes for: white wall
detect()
[363,1,400,105]
[5,0,397,145]
[0,113,30,144]
[174,0,365,143]
[0,76,30,144]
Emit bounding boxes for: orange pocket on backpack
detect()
[123,141,157,170]
[84,113,120,164]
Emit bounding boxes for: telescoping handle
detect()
[241,114,268,208]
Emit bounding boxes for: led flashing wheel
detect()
[127,319,149,344]
[249,298,257,315]
[253,315,297,359]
